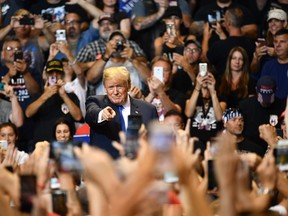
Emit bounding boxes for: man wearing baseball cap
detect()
[25,59,82,149]
[238,76,286,151]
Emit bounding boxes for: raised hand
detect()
[101,106,116,121]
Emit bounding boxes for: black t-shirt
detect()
[193,2,256,25]
[207,36,256,82]
[30,0,66,22]
[171,67,193,99]
[113,11,129,28]
[238,96,286,150]
[237,137,266,157]
[190,95,224,145]
[219,78,256,108]
[29,92,80,144]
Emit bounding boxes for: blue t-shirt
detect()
[55,23,99,60]
[261,58,288,99]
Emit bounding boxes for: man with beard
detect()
[222,108,265,156]
[77,15,148,96]
[54,12,99,61]
[171,39,202,98]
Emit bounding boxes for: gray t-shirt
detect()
[0,98,11,123]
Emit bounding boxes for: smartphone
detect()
[257,38,267,47]
[148,121,174,153]
[276,128,284,138]
[207,160,218,190]
[50,177,60,190]
[51,141,83,173]
[207,14,216,28]
[166,23,176,37]
[48,76,57,86]
[153,66,164,82]
[52,190,68,216]
[19,16,35,25]
[0,140,8,150]
[56,29,66,42]
[20,175,37,213]
[14,51,23,62]
[124,115,142,159]
[199,63,207,77]
[164,170,179,183]
[0,82,5,91]
[273,140,288,171]
[42,13,53,22]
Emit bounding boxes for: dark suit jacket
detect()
[85,95,159,158]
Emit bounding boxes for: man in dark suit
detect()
[85,66,158,158]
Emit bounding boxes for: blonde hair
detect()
[14,9,30,16]
[103,66,131,88]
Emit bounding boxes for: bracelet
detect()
[102,55,110,62]
[194,88,200,92]
[68,58,77,66]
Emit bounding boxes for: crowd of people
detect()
[0,0,288,215]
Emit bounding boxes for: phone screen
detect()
[207,160,218,190]
[0,82,5,91]
[124,115,142,159]
[199,63,207,77]
[153,67,164,82]
[273,140,288,171]
[51,141,83,173]
[20,175,37,213]
[52,190,68,215]
[56,30,66,41]
[166,23,176,37]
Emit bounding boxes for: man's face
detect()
[64,13,81,39]
[183,43,201,64]
[164,115,184,130]
[3,41,22,63]
[274,33,288,59]
[104,75,129,105]
[230,50,244,72]
[99,20,117,40]
[152,60,172,84]
[225,116,244,136]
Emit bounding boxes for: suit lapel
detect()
[130,97,141,115]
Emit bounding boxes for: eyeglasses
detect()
[184,47,199,53]
[5,47,21,51]
[64,20,80,26]
[106,85,126,92]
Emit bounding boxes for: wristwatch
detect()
[101,55,110,62]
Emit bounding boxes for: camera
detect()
[42,13,53,22]
[116,40,124,52]
[14,51,23,62]
[19,16,35,25]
